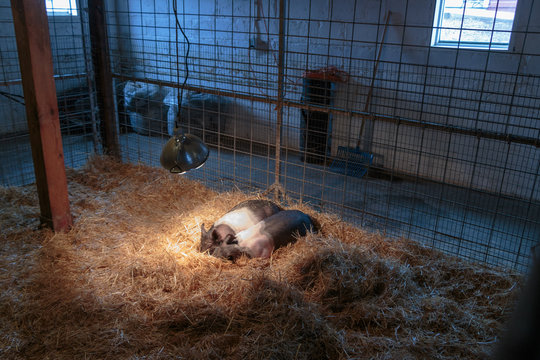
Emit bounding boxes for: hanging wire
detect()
[172,0,190,131]
[0,90,25,106]
[71,0,538,272]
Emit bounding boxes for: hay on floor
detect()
[0,156,523,359]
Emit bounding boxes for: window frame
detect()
[45,0,78,17]
[431,0,519,51]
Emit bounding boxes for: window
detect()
[432,0,518,50]
[46,0,78,16]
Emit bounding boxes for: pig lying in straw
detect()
[211,209,318,261]
[200,199,282,253]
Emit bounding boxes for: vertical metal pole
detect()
[88,0,120,158]
[273,0,285,201]
[11,0,72,231]
[77,0,100,153]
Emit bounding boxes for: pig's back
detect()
[214,200,282,233]
[236,210,316,257]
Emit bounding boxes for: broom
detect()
[330,11,390,177]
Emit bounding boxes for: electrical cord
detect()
[0,90,25,106]
[172,0,190,131]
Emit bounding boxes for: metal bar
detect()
[272,0,286,201]
[10,0,72,231]
[112,73,539,148]
[77,0,100,153]
[286,102,539,147]
[339,0,359,219]
[359,10,390,139]
[88,0,120,158]
[0,72,88,87]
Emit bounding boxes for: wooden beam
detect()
[88,0,120,158]
[11,0,72,231]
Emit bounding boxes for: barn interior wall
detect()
[107,0,539,201]
[0,4,89,136]
[0,0,537,270]
[0,4,26,135]
[0,0,97,186]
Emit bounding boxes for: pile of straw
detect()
[0,157,522,359]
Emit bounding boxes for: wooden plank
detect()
[88,0,120,157]
[11,0,72,231]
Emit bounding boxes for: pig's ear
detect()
[200,223,207,235]
[211,228,219,240]
[224,234,237,244]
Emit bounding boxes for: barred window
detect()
[431,0,518,50]
[46,0,78,16]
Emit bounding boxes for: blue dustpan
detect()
[330,146,373,178]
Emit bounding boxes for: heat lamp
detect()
[160,0,209,174]
[160,130,209,174]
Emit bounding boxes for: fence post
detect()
[11,0,72,231]
[88,0,120,158]
[272,0,286,201]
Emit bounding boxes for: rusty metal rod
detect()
[273,0,286,201]
[112,74,539,148]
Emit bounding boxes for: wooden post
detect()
[11,0,72,231]
[88,0,120,158]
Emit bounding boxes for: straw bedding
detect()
[0,156,522,359]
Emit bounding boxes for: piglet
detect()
[200,199,282,253]
[212,209,317,260]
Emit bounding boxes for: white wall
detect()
[0,3,89,136]
[109,0,539,200]
[0,4,27,135]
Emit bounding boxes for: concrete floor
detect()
[2,132,538,272]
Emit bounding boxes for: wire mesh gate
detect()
[0,0,538,272]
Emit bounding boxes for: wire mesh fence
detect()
[0,0,98,187]
[0,0,538,272]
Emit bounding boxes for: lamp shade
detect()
[160,133,209,173]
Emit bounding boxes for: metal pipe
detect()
[273,0,286,201]
[111,74,539,148]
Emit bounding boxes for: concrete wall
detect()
[108,0,539,200]
[0,3,89,136]
[0,4,26,135]
[0,1,535,199]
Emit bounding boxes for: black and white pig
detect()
[200,199,282,253]
[211,209,318,260]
